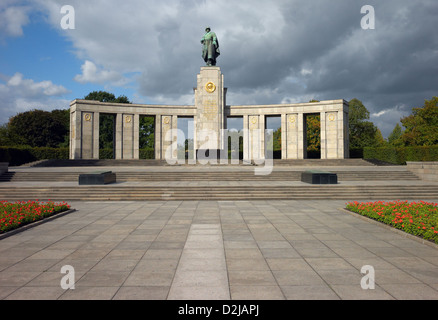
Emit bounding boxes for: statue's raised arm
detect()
[201,27,220,66]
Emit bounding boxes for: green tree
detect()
[305,100,321,157]
[139,116,155,149]
[0,123,22,146]
[348,98,378,149]
[374,128,387,147]
[7,109,68,148]
[99,114,115,151]
[51,109,70,148]
[400,96,438,146]
[388,123,404,147]
[306,114,320,153]
[272,127,281,151]
[84,91,130,103]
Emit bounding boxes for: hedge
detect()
[0,147,69,166]
[0,147,157,166]
[139,148,155,159]
[3,145,437,166]
[364,146,438,165]
[349,148,364,159]
[100,148,155,159]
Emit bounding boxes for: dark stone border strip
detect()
[339,207,438,250]
[0,209,76,240]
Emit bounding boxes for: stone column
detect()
[343,109,350,158]
[338,110,349,159]
[115,113,123,159]
[281,114,286,159]
[70,110,80,159]
[297,113,305,159]
[133,114,139,159]
[161,115,176,161]
[285,113,298,159]
[93,112,99,159]
[155,115,161,160]
[320,111,327,159]
[122,114,135,159]
[322,111,339,159]
[80,111,99,159]
[260,115,265,159]
[243,115,250,161]
[249,115,261,160]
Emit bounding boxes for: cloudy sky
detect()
[1,0,437,137]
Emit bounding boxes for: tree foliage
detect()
[99,114,115,150]
[348,98,379,148]
[84,91,130,103]
[7,109,68,148]
[0,123,21,146]
[139,116,155,149]
[306,114,320,152]
[388,123,404,147]
[400,96,438,146]
[374,128,387,147]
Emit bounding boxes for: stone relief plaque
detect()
[249,116,258,129]
[203,99,218,120]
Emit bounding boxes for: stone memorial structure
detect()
[70,28,349,162]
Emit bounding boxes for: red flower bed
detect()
[346,200,438,244]
[0,200,71,234]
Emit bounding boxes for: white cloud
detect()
[300,69,313,76]
[0,4,30,39]
[0,73,71,124]
[372,110,387,117]
[370,104,411,138]
[7,73,69,97]
[5,0,435,136]
[74,60,124,84]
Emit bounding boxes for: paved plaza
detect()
[1,199,438,300]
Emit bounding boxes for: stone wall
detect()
[406,161,438,182]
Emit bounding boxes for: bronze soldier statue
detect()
[201,27,220,66]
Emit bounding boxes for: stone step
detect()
[25,158,375,167]
[28,159,168,167]
[272,159,375,166]
[0,170,420,182]
[1,185,437,201]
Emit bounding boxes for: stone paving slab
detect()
[0,200,437,300]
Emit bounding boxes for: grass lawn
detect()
[0,200,71,234]
[346,200,438,244]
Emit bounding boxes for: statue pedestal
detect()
[194,67,226,153]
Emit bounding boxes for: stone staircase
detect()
[0,170,422,182]
[26,158,374,167]
[1,159,436,201]
[0,185,437,201]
